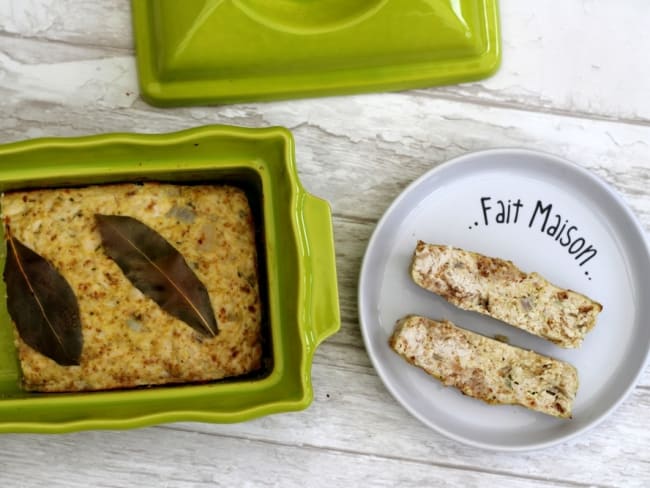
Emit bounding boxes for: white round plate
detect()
[358,149,650,451]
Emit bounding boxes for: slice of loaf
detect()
[410,241,602,348]
[389,315,578,418]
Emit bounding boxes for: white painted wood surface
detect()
[1,0,649,486]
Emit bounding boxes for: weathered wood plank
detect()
[1,1,649,121]
[427,0,650,123]
[0,0,132,49]
[0,427,603,488]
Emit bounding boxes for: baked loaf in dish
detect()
[410,241,602,348]
[2,183,262,392]
[389,315,578,418]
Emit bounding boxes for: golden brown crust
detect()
[389,315,578,418]
[410,242,602,348]
[2,183,262,392]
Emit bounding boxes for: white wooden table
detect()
[1,1,649,486]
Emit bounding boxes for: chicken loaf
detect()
[2,183,263,392]
[389,315,578,418]
[410,241,602,348]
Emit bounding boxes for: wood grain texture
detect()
[0,0,649,486]
[0,0,132,49]
[427,0,650,123]
[1,0,649,121]
[0,427,604,488]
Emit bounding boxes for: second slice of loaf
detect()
[390,315,578,418]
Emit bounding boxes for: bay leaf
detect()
[3,227,83,366]
[95,214,218,337]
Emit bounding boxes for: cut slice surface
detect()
[390,315,578,418]
[410,242,602,348]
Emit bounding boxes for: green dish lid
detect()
[132,0,501,106]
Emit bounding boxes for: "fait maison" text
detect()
[479,197,597,266]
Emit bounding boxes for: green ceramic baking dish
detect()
[0,125,340,433]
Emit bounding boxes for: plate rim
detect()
[358,147,650,451]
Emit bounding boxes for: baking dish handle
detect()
[301,193,340,351]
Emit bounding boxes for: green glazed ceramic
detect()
[132,0,501,106]
[0,125,340,433]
